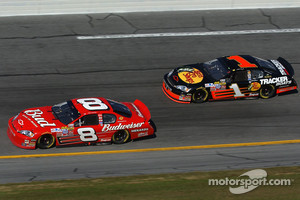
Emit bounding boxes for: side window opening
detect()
[251,69,264,80]
[75,114,99,127]
[103,114,116,124]
[232,70,248,82]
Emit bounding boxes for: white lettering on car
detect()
[24,109,56,127]
[102,122,145,132]
[271,60,287,75]
[260,76,291,86]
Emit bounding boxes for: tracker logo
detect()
[24,109,56,127]
[102,122,144,132]
[260,76,291,86]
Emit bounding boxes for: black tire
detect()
[192,87,209,103]
[260,85,276,99]
[37,134,55,149]
[112,130,130,144]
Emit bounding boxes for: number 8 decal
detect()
[78,128,98,142]
[77,98,108,110]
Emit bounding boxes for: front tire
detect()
[37,134,55,149]
[192,87,209,103]
[260,85,276,99]
[112,130,130,144]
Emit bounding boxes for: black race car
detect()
[163,55,297,103]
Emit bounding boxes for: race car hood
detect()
[167,64,215,88]
[12,106,62,132]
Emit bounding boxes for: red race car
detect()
[7,97,156,149]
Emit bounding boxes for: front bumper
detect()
[7,117,36,149]
[162,76,192,104]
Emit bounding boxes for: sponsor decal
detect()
[131,128,149,133]
[205,83,214,88]
[61,126,69,135]
[247,70,251,81]
[22,142,35,147]
[260,76,291,86]
[51,128,62,133]
[24,109,56,128]
[18,119,24,126]
[173,75,179,82]
[178,68,204,84]
[98,114,103,125]
[277,86,296,93]
[210,81,226,91]
[249,93,259,97]
[248,82,261,91]
[177,67,194,72]
[179,94,191,101]
[68,124,74,136]
[138,132,149,137]
[271,60,287,75]
[102,122,144,132]
[132,103,144,118]
[100,138,111,142]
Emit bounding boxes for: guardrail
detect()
[0,0,300,17]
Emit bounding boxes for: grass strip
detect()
[0,166,299,200]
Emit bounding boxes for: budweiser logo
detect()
[24,109,56,128]
[102,122,144,132]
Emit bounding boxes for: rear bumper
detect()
[7,117,36,149]
[162,77,191,104]
[276,79,297,94]
[276,86,297,94]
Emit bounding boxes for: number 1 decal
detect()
[229,83,245,97]
[227,56,257,68]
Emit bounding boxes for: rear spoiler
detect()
[133,99,151,121]
[277,57,294,77]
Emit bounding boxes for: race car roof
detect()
[220,55,262,71]
[71,97,111,114]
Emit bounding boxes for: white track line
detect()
[77,28,300,40]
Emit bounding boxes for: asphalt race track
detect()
[0,8,299,184]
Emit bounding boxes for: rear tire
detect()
[259,85,276,99]
[192,87,209,103]
[112,130,130,144]
[37,134,55,149]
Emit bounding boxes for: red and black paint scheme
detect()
[7,97,156,149]
[163,55,297,103]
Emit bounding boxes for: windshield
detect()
[202,59,230,81]
[107,99,132,118]
[254,57,277,72]
[52,101,80,125]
